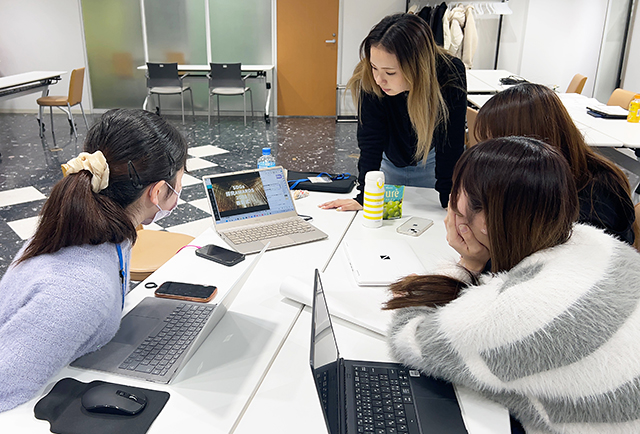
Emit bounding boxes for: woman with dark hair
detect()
[387,137,640,433]
[475,82,635,245]
[0,109,188,411]
[320,13,466,211]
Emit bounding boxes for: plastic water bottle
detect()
[627,94,640,123]
[362,171,385,228]
[257,147,276,168]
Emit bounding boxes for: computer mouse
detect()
[81,383,147,416]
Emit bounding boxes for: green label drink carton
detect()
[383,185,404,220]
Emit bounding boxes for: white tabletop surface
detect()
[466,69,515,94]
[0,71,65,89]
[0,190,355,433]
[137,64,274,72]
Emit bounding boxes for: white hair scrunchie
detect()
[62,151,110,193]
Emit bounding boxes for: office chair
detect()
[607,88,636,110]
[37,67,89,139]
[566,74,587,94]
[129,224,195,281]
[466,107,479,148]
[145,62,195,124]
[207,63,254,126]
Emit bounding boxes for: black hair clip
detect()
[127,161,144,189]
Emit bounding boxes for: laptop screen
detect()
[204,167,295,224]
[310,270,341,434]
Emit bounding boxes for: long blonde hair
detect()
[347,13,452,163]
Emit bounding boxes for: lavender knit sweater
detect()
[0,241,130,412]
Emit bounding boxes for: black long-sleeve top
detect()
[355,55,467,207]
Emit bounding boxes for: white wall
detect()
[0,0,90,113]
[622,1,640,93]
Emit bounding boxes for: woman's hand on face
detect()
[318,198,363,212]
[444,207,490,273]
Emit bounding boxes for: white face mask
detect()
[141,182,181,225]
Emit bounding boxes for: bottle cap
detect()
[365,171,385,189]
[262,148,271,155]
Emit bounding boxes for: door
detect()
[277,0,339,116]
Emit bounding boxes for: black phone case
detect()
[195,247,245,266]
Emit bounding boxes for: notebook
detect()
[70,245,267,384]
[202,166,328,254]
[310,270,468,434]
[343,239,426,286]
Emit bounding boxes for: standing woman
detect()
[0,109,188,411]
[320,13,467,211]
[475,83,636,245]
[387,137,640,433]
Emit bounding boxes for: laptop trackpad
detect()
[112,315,162,344]
[412,376,467,432]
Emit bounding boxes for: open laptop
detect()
[202,166,328,254]
[71,245,267,384]
[343,239,426,286]
[310,270,468,434]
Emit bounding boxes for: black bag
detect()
[286,170,356,193]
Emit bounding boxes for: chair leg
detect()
[79,102,89,130]
[49,107,56,142]
[189,88,195,122]
[67,103,78,138]
[157,95,162,116]
[243,93,247,126]
[180,91,185,124]
[208,92,211,126]
[249,88,254,120]
[217,95,220,124]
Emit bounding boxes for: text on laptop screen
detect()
[311,271,341,434]
[204,168,295,223]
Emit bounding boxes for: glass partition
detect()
[81,0,147,109]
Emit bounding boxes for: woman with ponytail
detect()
[386,137,640,433]
[320,13,467,211]
[0,109,188,411]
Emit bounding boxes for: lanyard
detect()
[115,244,126,310]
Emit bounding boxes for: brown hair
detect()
[347,13,457,163]
[474,83,631,195]
[385,137,579,309]
[17,109,188,264]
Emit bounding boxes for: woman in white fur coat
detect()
[386,136,640,434]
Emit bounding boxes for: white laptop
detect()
[202,166,328,254]
[343,239,426,286]
[70,245,267,384]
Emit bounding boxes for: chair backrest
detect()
[166,51,186,64]
[147,62,181,88]
[566,73,587,94]
[466,106,479,147]
[607,88,636,109]
[67,67,85,106]
[209,63,244,89]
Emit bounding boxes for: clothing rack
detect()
[406,0,510,69]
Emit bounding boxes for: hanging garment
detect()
[431,2,448,46]
[447,5,465,57]
[462,5,478,68]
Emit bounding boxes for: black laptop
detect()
[310,269,468,434]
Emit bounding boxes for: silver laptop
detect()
[203,166,327,254]
[70,245,267,384]
[343,239,426,286]
[310,270,468,434]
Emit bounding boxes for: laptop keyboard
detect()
[224,219,315,245]
[118,303,214,376]
[353,365,420,434]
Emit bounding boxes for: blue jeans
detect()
[380,147,436,188]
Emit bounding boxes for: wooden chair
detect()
[607,88,636,110]
[566,74,587,94]
[37,67,89,139]
[466,107,479,148]
[130,225,195,281]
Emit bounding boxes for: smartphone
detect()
[154,281,218,303]
[396,216,434,237]
[196,244,245,266]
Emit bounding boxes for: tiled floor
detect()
[0,112,359,276]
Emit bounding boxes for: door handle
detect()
[325,39,336,44]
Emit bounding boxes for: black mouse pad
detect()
[34,378,170,434]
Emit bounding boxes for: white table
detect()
[0,71,65,101]
[466,69,515,94]
[240,187,511,434]
[137,64,275,123]
[0,190,356,433]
